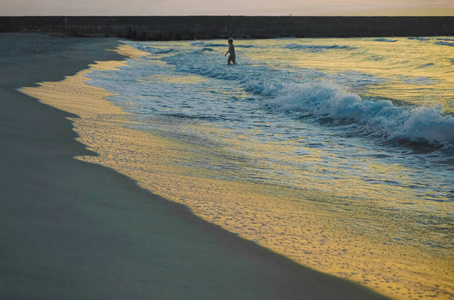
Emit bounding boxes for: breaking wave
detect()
[264,81,454,148]
[151,42,454,150]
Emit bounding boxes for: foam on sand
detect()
[6,39,394,299]
[21,43,453,300]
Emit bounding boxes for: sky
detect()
[1,0,453,16]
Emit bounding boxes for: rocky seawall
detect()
[1,16,453,40]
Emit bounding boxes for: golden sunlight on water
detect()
[21,45,454,300]
[244,38,454,113]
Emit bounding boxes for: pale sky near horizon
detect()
[1,0,453,16]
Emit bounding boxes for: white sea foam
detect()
[52,37,454,298]
[266,80,454,147]
[159,46,454,148]
[85,38,454,240]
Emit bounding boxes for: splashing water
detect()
[80,37,454,299]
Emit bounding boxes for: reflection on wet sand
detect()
[22,44,454,300]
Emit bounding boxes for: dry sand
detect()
[0,34,389,299]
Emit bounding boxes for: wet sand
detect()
[0,34,388,299]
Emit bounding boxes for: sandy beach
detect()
[0,34,391,299]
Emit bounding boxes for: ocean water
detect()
[16,35,453,298]
[81,37,454,298]
[79,37,454,298]
[88,37,454,210]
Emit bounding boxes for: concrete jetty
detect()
[1,16,453,40]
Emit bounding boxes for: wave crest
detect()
[162,48,454,150]
[267,81,454,148]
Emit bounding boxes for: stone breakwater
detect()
[1,16,453,40]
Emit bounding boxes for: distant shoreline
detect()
[1,16,453,40]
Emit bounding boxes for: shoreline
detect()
[0,33,389,299]
[28,37,454,300]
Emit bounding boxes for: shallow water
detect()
[81,37,454,298]
[16,34,454,299]
[88,37,454,213]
